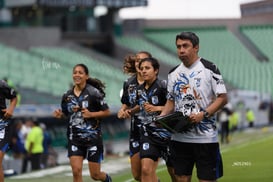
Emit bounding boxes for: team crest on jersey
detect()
[142,143,149,150]
[132,141,139,148]
[151,96,159,105]
[82,100,89,108]
[194,77,201,88]
[71,145,78,152]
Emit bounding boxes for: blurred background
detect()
[1,0,272,177]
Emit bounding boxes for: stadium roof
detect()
[4,0,148,8]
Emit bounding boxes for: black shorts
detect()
[140,135,172,167]
[170,141,223,180]
[67,140,104,163]
[0,120,10,152]
[129,116,141,157]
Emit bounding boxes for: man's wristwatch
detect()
[203,110,210,119]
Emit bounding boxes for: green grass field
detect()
[5,126,273,182]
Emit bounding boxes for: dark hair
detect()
[139,57,160,75]
[123,54,137,74]
[73,64,106,97]
[176,31,199,47]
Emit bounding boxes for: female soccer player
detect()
[53,64,112,182]
[117,51,152,181]
[136,57,175,182]
[0,79,17,181]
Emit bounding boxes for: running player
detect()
[53,64,112,182]
[117,51,151,181]
[0,79,18,181]
[136,57,175,182]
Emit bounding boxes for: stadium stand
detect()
[115,35,178,66]
[240,25,273,62]
[30,46,126,106]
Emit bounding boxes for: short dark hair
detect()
[139,57,160,75]
[176,31,199,47]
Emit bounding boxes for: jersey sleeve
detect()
[209,65,227,96]
[90,90,109,111]
[0,80,17,100]
[166,73,175,101]
[160,79,168,97]
[61,92,69,116]
[120,80,129,105]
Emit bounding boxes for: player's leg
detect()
[130,152,141,181]
[67,142,85,182]
[0,151,5,182]
[141,158,158,182]
[87,144,112,182]
[88,161,111,181]
[129,121,141,181]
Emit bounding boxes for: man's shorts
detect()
[170,141,223,180]
[67,140,104,163]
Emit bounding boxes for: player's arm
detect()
[143,102,164,113]
[190,93,228,123]
[82,93,111,119]
[117,104,129,119]
[159,99,175,116]
[203,93,228,117]
[53,109,67,119]
[3,96,17,119]
[125,105,140,117]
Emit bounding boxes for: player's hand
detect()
[117,109,126,119]
[53,109,63,119]
[1,108,13,120]
[143,102,155,113]
[123,109,132,118]
[81,108,93,118]
[189,112,203,123]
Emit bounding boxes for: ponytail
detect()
[86,77,106,97]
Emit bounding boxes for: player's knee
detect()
[141,165,152,176]
[71,167,82,178]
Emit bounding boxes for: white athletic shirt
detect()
[167,58,227,143]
